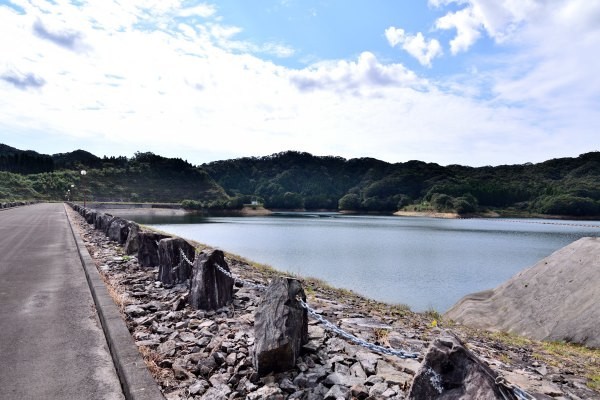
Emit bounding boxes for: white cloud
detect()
[289,52,424,93]
[385,27,443,67]
[178,3,216,18]
[434,8,481,54]
[0,0,598,167]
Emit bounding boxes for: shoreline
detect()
[65,204,600,398]
[79,202,600,221]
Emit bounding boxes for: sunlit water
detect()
[118,212,600,312]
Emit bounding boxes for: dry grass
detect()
[138,345,167,379]
[466,329,600,391]
[374,328,391,346]
[96,270,131,313]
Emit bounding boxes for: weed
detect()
[374,328,391,346]
[424,307,442,322]
[138,345,164,379]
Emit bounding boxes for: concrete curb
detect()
[64,204,165,400]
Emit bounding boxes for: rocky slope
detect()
[67,207,600,399]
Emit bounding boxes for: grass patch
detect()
[374,328,391,346]
[424,307,442,322]
[472,330,600,392]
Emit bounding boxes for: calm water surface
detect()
[121,212,600,312]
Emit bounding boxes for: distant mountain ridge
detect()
[1,144,599,217]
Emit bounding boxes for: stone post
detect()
[188,249,234,311]
[124,222,141,255]
[157,238,195,286]
[408,331,514,399]
[253,277,308,375]
[137,232,171,267]
[107,217,130,244]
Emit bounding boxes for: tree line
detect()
[203,150,600,217]
[1,143,599,217]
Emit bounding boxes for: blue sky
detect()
[0,0,598,166]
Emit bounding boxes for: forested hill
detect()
[0,149,228,204]
[1,144,599,217]
[203,150,600,217]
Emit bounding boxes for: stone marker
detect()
[137,231,171,267]
[107,217,130,244]
[99,214,116,235]
[124,222,141,255]
[158,238,195,286]
[408,331,516,399]
[85,210,97,225]
[253,277,308,375]
[94,212,105,230]
[188,249,234,311]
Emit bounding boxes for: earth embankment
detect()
[445,236,600,348]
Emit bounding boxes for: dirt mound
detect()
[445,237,600,348]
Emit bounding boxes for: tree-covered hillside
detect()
[2,144,599,217]
[203,150,600,217]
[0,149,228,204]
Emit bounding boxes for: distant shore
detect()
[82,202,600,221]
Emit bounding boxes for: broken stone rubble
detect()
[67,204,600,400]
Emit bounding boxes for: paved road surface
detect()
[0,203,124,399]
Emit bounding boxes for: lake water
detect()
[120,212,600,312]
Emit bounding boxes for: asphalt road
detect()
[0,203,124,399]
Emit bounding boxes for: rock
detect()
[324,372,364,388]
[157,238,195,286]
[98,213,116,234]
[369,382,389,397]
[137,231,171,268]
[376,360,412,386]
[200,385,230,400]
[253,277,308,375]
[407,331,515,399]
[247,385,285,400]
[188,249,234,311]
[124,222,141,255]
[350,384,369,400]
[188,380,209,395]
[355,350,381,376]
[124,304,146,317]
[350,362,367,379]
[280,377,299,393]
[324,384,351,399]
[445,237,600,347]
[93,212,105,230]
[107,217,130,244]
[158,339,177,356]
[84,209,96,225]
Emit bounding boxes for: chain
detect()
[297,298,419,359]
[179,248,195,267]
[178,249,267,289]
[214,262,268,289]
[495,377,536,400]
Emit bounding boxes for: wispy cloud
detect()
[1,71,45,90]
[33,19,86,52]
[178,4,217,18]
